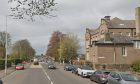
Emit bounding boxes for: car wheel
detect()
[90,76,93,81]
[81,73,85,78]
[77,73,79,76]
[106,81,109,84]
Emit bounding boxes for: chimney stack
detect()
[104,16,111,20]
[136,7,140,39]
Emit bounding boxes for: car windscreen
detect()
[103,72,110,75]
[17,64,23,66]
[82,66,93,70]
[121,73,140,81]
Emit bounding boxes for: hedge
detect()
[0,59,12,70]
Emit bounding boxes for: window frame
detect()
[122,46,127,56]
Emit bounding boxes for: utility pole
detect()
[59,36,62,64]
[113,42,116,64]
[5,16,8,75]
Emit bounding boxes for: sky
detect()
[0,0,140,55]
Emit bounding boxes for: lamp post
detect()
[5,19,7,74]
[59,36,62,64]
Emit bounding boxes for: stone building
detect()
[85,7,140,65]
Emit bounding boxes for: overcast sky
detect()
[0,0,140,55]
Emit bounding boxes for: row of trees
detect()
[0,31,35,62]
[10,39,36,61]
[46,31,80,63]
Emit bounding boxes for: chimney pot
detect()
[104,16,111,20]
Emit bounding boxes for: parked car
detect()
[64,64,73,71]
[77,65,95,77]
[71,65,79,74]
[48,62,56,69]
[0,79,3,84]
[90,70,110,84]
[107,71,140,84]
[16,64,24,70]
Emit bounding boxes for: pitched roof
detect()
[95,34,133,45]
[107,17,135,28]
[86,28,99,35]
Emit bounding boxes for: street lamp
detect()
[59,36,62,64]
[5,16,8,74]
[4,15,13,74]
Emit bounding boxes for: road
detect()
[2,63,97,84]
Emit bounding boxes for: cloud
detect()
[0,0,140,55]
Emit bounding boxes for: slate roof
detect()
[95,34,134,45]
[107,17,135,28]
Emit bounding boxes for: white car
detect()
[77,65,95,77]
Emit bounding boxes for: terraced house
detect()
[85,7,140,65]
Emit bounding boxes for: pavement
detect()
[0,66,16,79]
[0,63,31,79]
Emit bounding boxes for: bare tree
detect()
[8,0,56,21]
[0,31,11,58]
[46,31,65,61]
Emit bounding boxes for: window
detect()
[110,32,114,35]
[134,41,140,49]
[95,71,102,74]
[134,32,136,35]
[110,72,116,78]
[86,53,90,61]
[119,32,122,35]
[126,32,130,36]
[122,47,127,56]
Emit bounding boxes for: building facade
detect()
[85,7,140,64]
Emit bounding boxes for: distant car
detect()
[48,63,56,69]
[33,58,39,65]
[22,61,28,64]
[16,64,24,70]
[0,79,3,84]
[64,64,73,71]
[71,65,79,74]
[107,71,140,84]
[77,65,95,78]
[90,70,110,84]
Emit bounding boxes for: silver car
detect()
[107,72,140,84]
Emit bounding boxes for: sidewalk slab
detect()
[0,66,15,78]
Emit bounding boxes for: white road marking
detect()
[47,75,51,80]
[41,63,54,84]
[51,81,54,84]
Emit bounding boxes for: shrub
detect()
[0,59,5,70]
[85,61,93,67]
[131,60,140,72]
[0,59,12,70]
